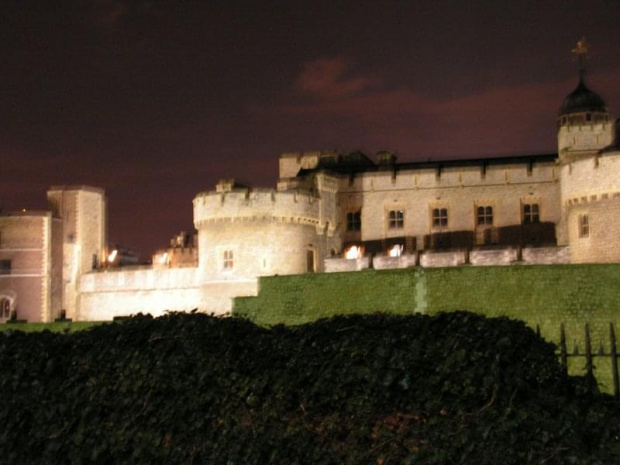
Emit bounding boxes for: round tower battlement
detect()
[193,187,321,229]
[561,152,620,205]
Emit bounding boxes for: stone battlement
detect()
[193,187,321,227]
[561,153,620,202]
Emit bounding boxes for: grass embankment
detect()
[0,321,105,333]
[1,312,619,464]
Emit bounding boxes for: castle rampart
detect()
[193,188,321,228]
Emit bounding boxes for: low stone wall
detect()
[522,246,570,264]
[200,279,259,314]
[79,267,201,320]
[79,268,258,320]
[469,248,519,266]
[419,250,468,268]
[373,254,418,270]
[324,257,371,272]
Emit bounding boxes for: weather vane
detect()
[571,37,589,79]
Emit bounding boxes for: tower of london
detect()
[2,46,619,322]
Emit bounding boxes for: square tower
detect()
[47,186,106,320]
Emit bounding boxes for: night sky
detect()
[2,1,620,259]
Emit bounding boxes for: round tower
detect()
[193,180,338,281]
[558,39,620,262]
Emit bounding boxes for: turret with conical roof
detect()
[558,38,613,159]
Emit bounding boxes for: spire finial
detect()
[571,37,589,80]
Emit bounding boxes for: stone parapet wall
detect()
[338,160,558,194]
[420,250,468,268]
[324,257,371,273]
[558,121,613,153]
[326,246,570,271]
[81,267,199,293]
[373,254,418,270]
[469,248,519,266]
[79,267,258,319]
[522,246,570,264]
[193,189,320,228]
[561,151,620,204]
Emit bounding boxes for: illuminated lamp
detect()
[345,245,363,259]
[388,244,403,257]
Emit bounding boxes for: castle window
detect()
[0,260,10,275]
[523,204,540,223]
[0,298,10,320]
[432,208,448,228]
[388,210,404,229]
[223,250,234,270]
[579,214,589,238]
[346,211,361,231]
[586,113,592,122]
[477,206,493,225]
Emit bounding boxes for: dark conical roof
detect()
[559,77,607,116]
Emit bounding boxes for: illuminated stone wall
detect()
[47,186,107,320]
[79,267,202,320]
[194,187,339,278]
[558,121,613,154]
[78,267,258,319]
[559,147,620,262]
[335,159,561,252]
[0,212,56,322]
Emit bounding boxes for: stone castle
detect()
[2,49,620,322]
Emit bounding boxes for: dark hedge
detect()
[1,311,619,464]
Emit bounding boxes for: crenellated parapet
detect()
[193,186,321,230]
[561,151,620,206]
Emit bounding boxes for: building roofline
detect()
[48,185,105,195]
[0,210,51,218]
[297,152,558,177]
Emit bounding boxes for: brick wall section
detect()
[0,213,51,322]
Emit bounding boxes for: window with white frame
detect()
[388,210,404,229]
[223,250,234,270]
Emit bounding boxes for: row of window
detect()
[346,204,541,231]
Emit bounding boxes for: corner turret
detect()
[558,38,613,160]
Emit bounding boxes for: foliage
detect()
[0,311,619,464]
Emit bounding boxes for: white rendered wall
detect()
[79,267,202,320]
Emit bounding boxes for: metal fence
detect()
[545,322,620,398]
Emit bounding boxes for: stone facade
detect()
[3,72,620,321]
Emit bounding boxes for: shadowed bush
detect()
[0,311,619,464]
